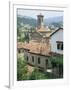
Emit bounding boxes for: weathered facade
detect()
[23,41,52,71]
[17,14,63,73]
[23,14,52,71]
[50,28,63,55]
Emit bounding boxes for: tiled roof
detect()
[17,40,51,56]
[37,27,51,33]
[50,28,63,37]
[17,26,52,56]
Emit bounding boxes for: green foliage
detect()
[29,68,48,80]
[24,32,29,43]
[49,55,63,78]
[17,57,48,80]
[17,16,37,28]
[17,31,30,42]
[17,54,63,80]
[17,57,28,80]
[49,55,63,65]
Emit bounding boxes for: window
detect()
[46,59,48,68]
[26,56,28,61]
[18,49,20,53]
[61,44,63,50]
[56,41,63,50]
[38,57,40,64]
[32,56,34,62]
[46,59,48,64]
[57,43,60,49]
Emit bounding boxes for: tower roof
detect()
[37,13,43,17]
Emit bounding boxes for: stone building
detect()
[22,14,52,71]
[17,14,63,73]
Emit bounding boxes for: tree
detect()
[17,57,28,80]
[29,68,48,80]
[49,55,63,78]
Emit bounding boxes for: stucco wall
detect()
[23,50,51,70]
[50,29,63,54]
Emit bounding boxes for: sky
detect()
[17,8,63,19]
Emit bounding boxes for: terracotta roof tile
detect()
[17,41,51,56]
[17,29,51,55]
[37,27,51,33]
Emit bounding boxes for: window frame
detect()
[32,56,34,63]
[26,56,28,61]
[56,41,63,50]
[38,57,41,64]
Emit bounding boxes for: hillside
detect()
[17,15,37,29]
[17,15,63,30]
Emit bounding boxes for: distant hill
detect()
[44,16,63,25]
[17,15,63,30]
[17,15,37,29]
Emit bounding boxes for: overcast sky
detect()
[17,8,63,19]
